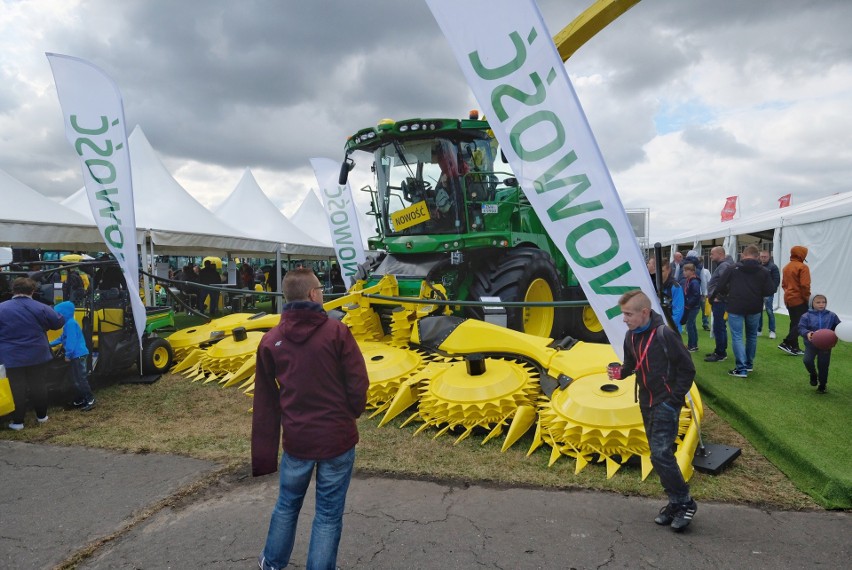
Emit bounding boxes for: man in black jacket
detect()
[610,290,697,532]
[757,250,781,339]
[712,245,776,378]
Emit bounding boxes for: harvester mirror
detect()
[504,177,518,187]
[338,157,355,185]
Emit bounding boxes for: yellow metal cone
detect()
[501,405,537,452]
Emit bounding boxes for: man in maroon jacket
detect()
[252,268,368,570]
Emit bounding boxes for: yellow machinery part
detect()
[552,0,642,62]
[169,312,278,362]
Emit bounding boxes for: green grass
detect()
[686,313,851,509]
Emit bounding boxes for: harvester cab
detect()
[339,114,606,342]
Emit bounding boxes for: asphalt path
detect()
[1,441,848,569]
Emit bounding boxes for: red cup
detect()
[607,362,622,380]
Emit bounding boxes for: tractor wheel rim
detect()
[582,305,604,333]
[522,278,554,337]
[152,346,169,366]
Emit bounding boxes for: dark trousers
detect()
[68,356,94,402]
[783,303,808,350]
[803,342,831,387]
[641,403,691,504]
[711,301,728,356]
[7,361,50,424]
[199,290,219,315]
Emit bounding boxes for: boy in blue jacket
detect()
[50,301,95,410]
[798,294,841,394]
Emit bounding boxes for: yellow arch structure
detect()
[552,0,641,62]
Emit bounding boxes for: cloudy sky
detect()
[1,0,851,242]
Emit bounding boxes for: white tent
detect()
[663,192,852,319]
[290,189,375,250]
[290,190,333,247]
[0,168,103,249]
[213,169,333,257]
[62,127,280,256]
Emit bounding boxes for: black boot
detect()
[809,372,818,386]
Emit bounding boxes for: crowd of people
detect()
[661,243,840,392]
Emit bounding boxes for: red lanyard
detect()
[634,327,657,372]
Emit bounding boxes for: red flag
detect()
[721,196,738,221]
[778,194,792,208]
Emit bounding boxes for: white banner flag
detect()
[426,0,659,356]
[47,53,146,342]
[310,158,367,280]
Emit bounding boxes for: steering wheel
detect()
[402,178,432,202]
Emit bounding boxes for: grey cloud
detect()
[681,125,756,157]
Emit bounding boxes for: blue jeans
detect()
[759,295,775,333]
[69,356,94,401]
[261,447,355,570]
[711,301,728,356]
[803,342,831,387]
[641,402,690,504]
[728,313,760,371]
[684,307,700,348]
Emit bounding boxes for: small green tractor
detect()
[339,114,605,342]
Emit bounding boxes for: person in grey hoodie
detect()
[704,246,735,362]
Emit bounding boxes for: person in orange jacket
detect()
[778,246,811,355]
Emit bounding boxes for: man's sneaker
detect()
[687,346,699,352]
[702,324,711,331]
[8,422,24,431]
[769,331,776,339]
[257,555,277,570]
[654,502,677,525]
[70,399,86,408]
[792,348,805,356]
[728,368,748,378]
[810,372,818,386]
[704,353,726,362]
[745,367,754,372]
[671,500,698,531]
[81,398,96,412]
[36,415,49,424]
[778,343,794,354]
[817,385,827,394]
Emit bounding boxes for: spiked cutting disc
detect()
[358,341,428,413]
[411,357,540,448]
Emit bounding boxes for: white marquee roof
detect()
[213,169,333,257]
[62,126,280,255]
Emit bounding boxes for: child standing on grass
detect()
[798,294,841,394]
[50,301,96,410]
[681,263,702,352]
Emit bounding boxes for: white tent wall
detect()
[776,218,852,321]
[663,191,852,322]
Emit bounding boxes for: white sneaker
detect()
[8,422,24,431]
[36,415,49,424]
[769,331,776,339]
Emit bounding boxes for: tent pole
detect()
[275,246,282,314]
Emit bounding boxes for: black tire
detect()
[140,336,174,374]
[466,248,565,339]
